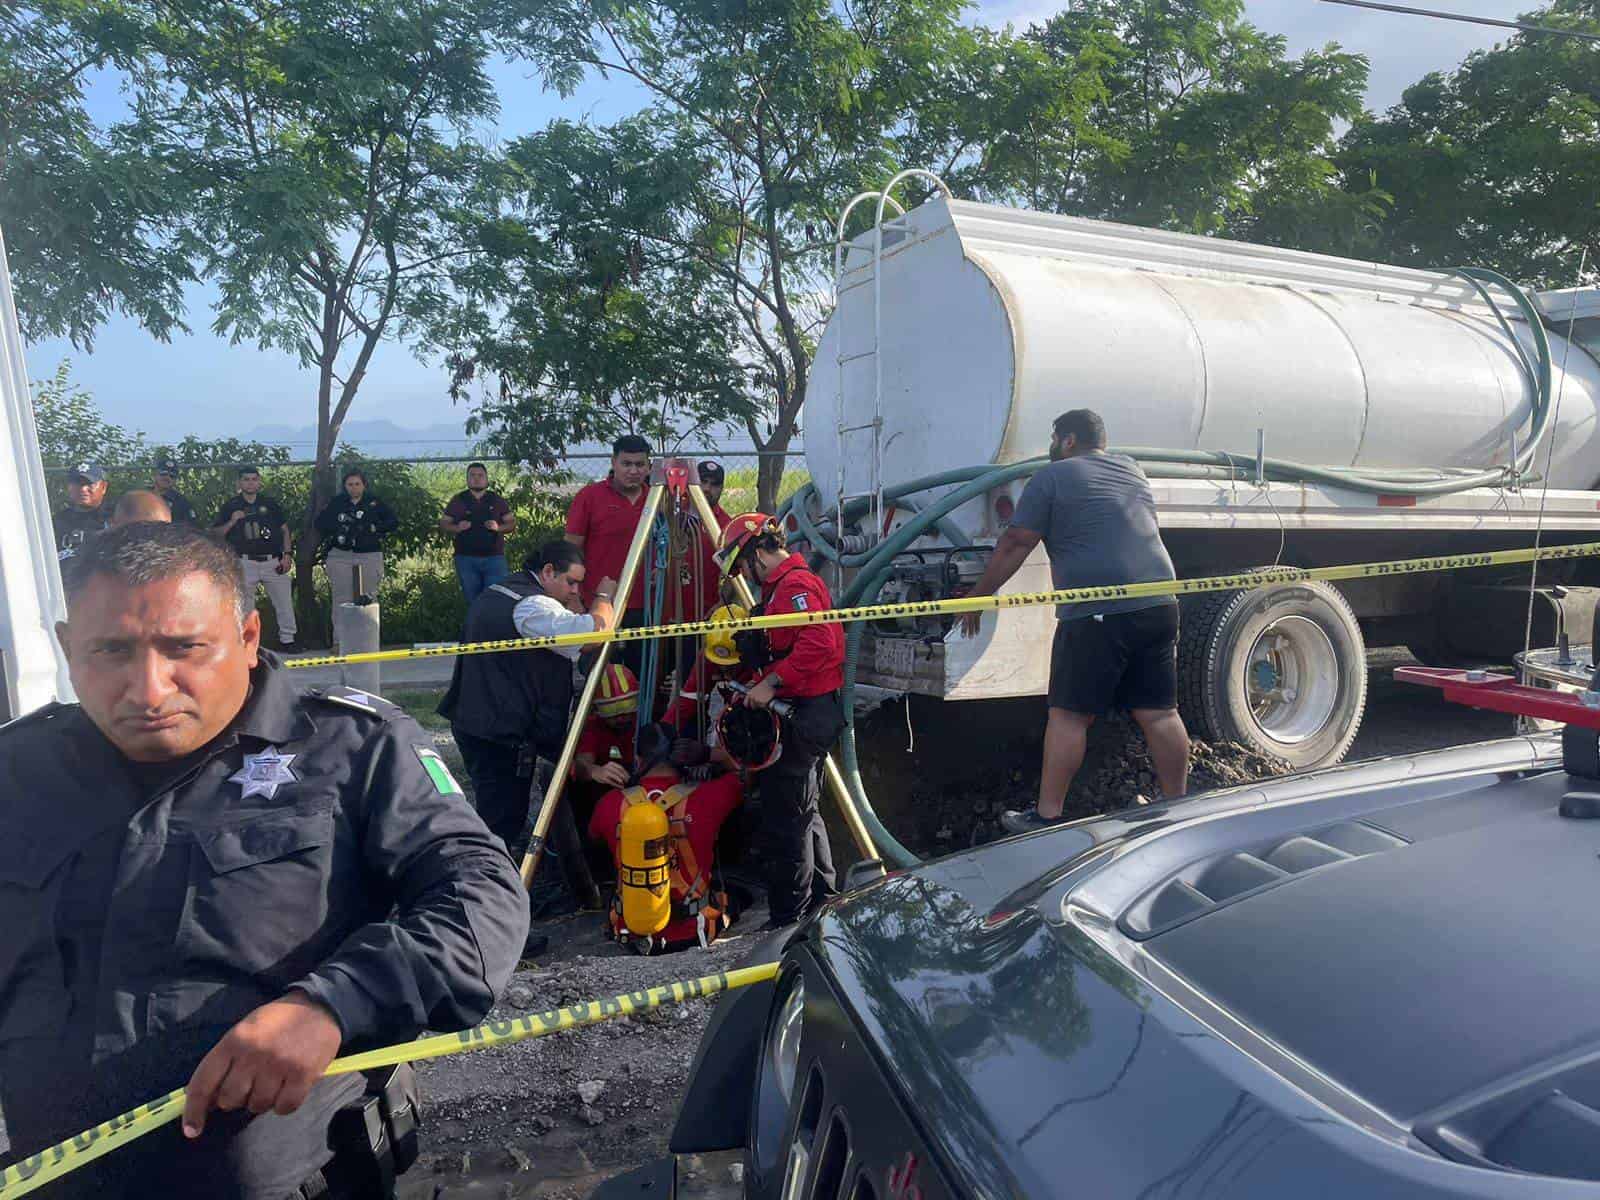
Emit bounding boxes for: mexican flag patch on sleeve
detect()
[414,745,464,796]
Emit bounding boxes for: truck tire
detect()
[1177,581,1367,769]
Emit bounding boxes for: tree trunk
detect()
[294,463,335,649]
[756,428,791,513]
[297,333,340,649]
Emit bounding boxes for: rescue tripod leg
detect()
[521,482,666,889]
[685,483,880,862]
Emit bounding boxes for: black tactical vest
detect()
[438,573,574,751]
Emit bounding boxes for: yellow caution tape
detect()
[0,962,780,1197]
[284,540,1600,669]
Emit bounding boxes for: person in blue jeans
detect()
[439,462,516,606]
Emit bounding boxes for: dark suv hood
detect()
[809,734,1600,1197]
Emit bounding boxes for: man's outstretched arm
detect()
[960,525,1043,637]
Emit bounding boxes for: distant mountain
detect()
[239,417,805,476]
[241,419,480,459]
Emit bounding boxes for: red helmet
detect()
[715,511,782,577]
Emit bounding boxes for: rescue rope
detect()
[636,513,671,739]
[283,540,1600,670]
[0,962,781,1198]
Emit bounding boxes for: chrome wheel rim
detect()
[1244,616,1340,745]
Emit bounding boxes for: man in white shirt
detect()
[438,541,616,857]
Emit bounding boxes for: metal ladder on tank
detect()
[831,169,953,545]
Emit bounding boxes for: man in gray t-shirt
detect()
[1012,449,1177,621]
[963,409,1191,831]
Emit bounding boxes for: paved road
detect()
[285,650,457,690]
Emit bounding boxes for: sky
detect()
[20,0,1531,449]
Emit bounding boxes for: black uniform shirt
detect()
[52,504,108,560]
[214,495,288,557]
[443,490,511,558]
[315,493,399,554]
[160,488,198,526]
[0,659,529,1196]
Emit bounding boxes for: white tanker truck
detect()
[791,172,1600,769]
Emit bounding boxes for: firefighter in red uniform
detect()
[715,513,846,926]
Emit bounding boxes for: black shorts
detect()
[1048,605,1179,715]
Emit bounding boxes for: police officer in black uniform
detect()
[0,523,528,1197]
[213,465,299,653]
[53,461,110,560]
[153,458,198,525]
[315,467,400,619]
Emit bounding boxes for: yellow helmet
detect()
[703,603,749,667]
[594,664,640,720]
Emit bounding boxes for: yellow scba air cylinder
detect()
[618,800,672,936]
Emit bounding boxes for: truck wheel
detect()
[1177,581,1366,769]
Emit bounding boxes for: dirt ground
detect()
[400,646,1521,1198]
[401,911,761,1200]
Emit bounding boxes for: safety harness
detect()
[608,783,733,955]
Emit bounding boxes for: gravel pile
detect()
[852,698,1292,854]
[401,902,770,1199]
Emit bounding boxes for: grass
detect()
[388,686,451,732]
[716,468,809,516]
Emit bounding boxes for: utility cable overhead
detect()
[1315,0,1600,43]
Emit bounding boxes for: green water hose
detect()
[798,268,1558,866]
[834,459,1049,866]
[788,485,973,562]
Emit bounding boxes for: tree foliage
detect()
[0,1,195,346]
[446,115,755,467]
[467,0,1059,507]
[1337,0,1600,284]
[119,0,518,642]
[31,358,147,466]
[1021,0,1381,247]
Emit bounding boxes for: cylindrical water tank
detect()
[805,198,1600,520]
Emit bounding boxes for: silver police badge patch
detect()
[229,748,299,799]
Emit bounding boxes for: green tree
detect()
[1023,0,1382,248]
[156,435,294,531]
[30,358,147,466]
[1337,0,1600,284]
[127,0,513,644]
[482,0,1058,508]
[445,116,757,468]
[0,2,196,346]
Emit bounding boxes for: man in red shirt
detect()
[566,435,651,674]
[667,459,732,692]
[589,724,744,949]
[692,460,730,616]
[715,513,846,926]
